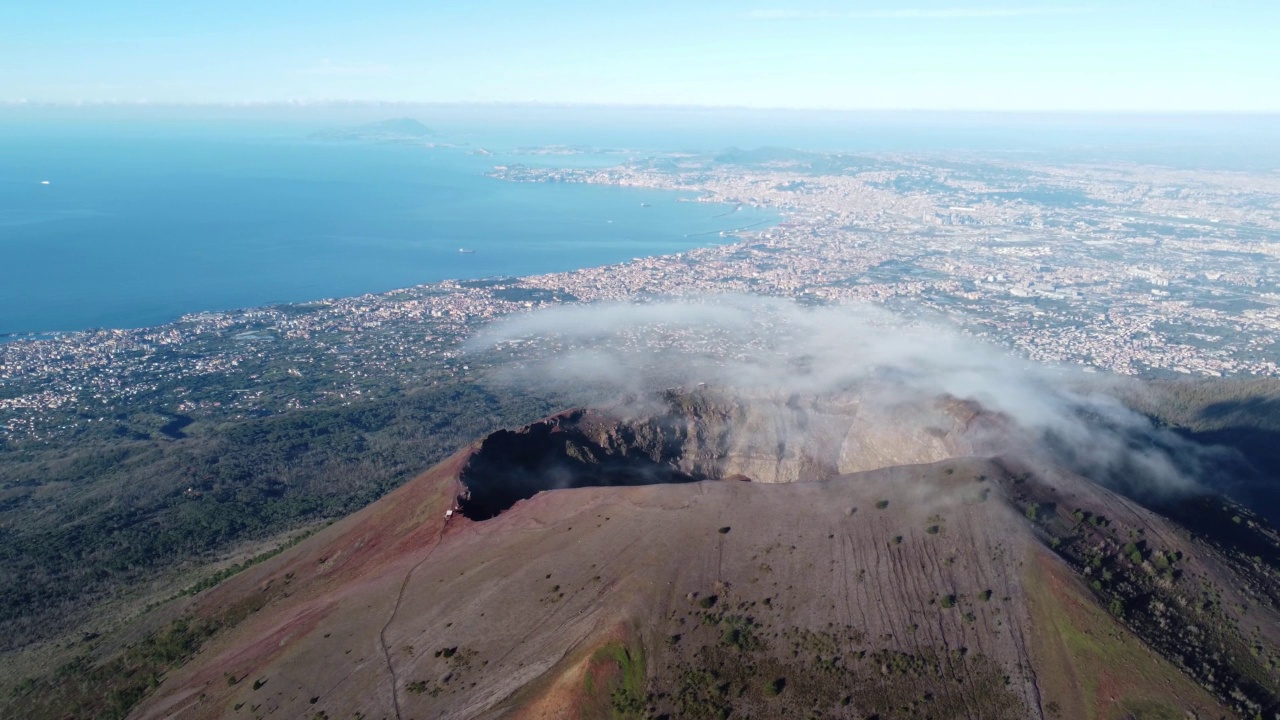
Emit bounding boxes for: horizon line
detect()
[2,100,1279,117]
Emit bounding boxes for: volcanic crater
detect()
[124,389,1280,720]
[457,389,981,521]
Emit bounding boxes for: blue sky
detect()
[3,0,1278,111]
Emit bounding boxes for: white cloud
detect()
[468,295,1219,498]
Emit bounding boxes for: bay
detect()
[0,125,774,334]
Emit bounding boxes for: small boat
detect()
[458,248,475,254]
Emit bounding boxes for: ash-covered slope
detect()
[128,392,1280,720]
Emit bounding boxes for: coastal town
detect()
[3,149,1280,442]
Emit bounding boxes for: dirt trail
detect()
[378,513,453,720]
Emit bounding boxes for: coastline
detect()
[0,165,785,441]
[0,132,776,338]
[0,186,777,345]
[7,147,1280,441]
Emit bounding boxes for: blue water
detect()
[0,125,775,334]
[5,111,1275,334]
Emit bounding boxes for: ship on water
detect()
[458,248,475,254]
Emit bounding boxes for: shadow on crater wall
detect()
[457,411,702,521]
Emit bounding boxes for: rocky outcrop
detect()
[457,389,983,519]
[458,410,701,520]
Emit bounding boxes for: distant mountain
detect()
[711,146,888,174]
[713,146,817,165]
[107,389,1276,720]
[312,117,443,143]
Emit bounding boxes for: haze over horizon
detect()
[6,0,1279,112]
[10,3,1280,719]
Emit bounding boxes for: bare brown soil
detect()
[124,402,1279,719]
[123,451,1148,718]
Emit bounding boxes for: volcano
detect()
[126,390,1279,719]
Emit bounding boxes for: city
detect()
[4,149,1278,443]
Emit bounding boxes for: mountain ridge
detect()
[118,391,1279,719]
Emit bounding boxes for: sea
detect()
[0,123,780,335]
[3,107,1276,336]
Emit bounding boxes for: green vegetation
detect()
[1023,555,1223,720]
[658,615,1026,719]
[1108,598,1126,618]
[180,527,319,598]
[0,380,558,720]
[5,576,284,720]
[1016,481,1280,717]
[0,382,558,652]
[1123,541,1145,565]
[717,616,761,652]
[1121,377,1280,530]
[582,641,647,720]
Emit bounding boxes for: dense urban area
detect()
[4,148,1280,444]
[6,144,1280,720]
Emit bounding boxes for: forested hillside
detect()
[0,382,557,654]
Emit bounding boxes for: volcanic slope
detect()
[128,402,1279,720]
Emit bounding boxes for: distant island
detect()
[311,117,446,144]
